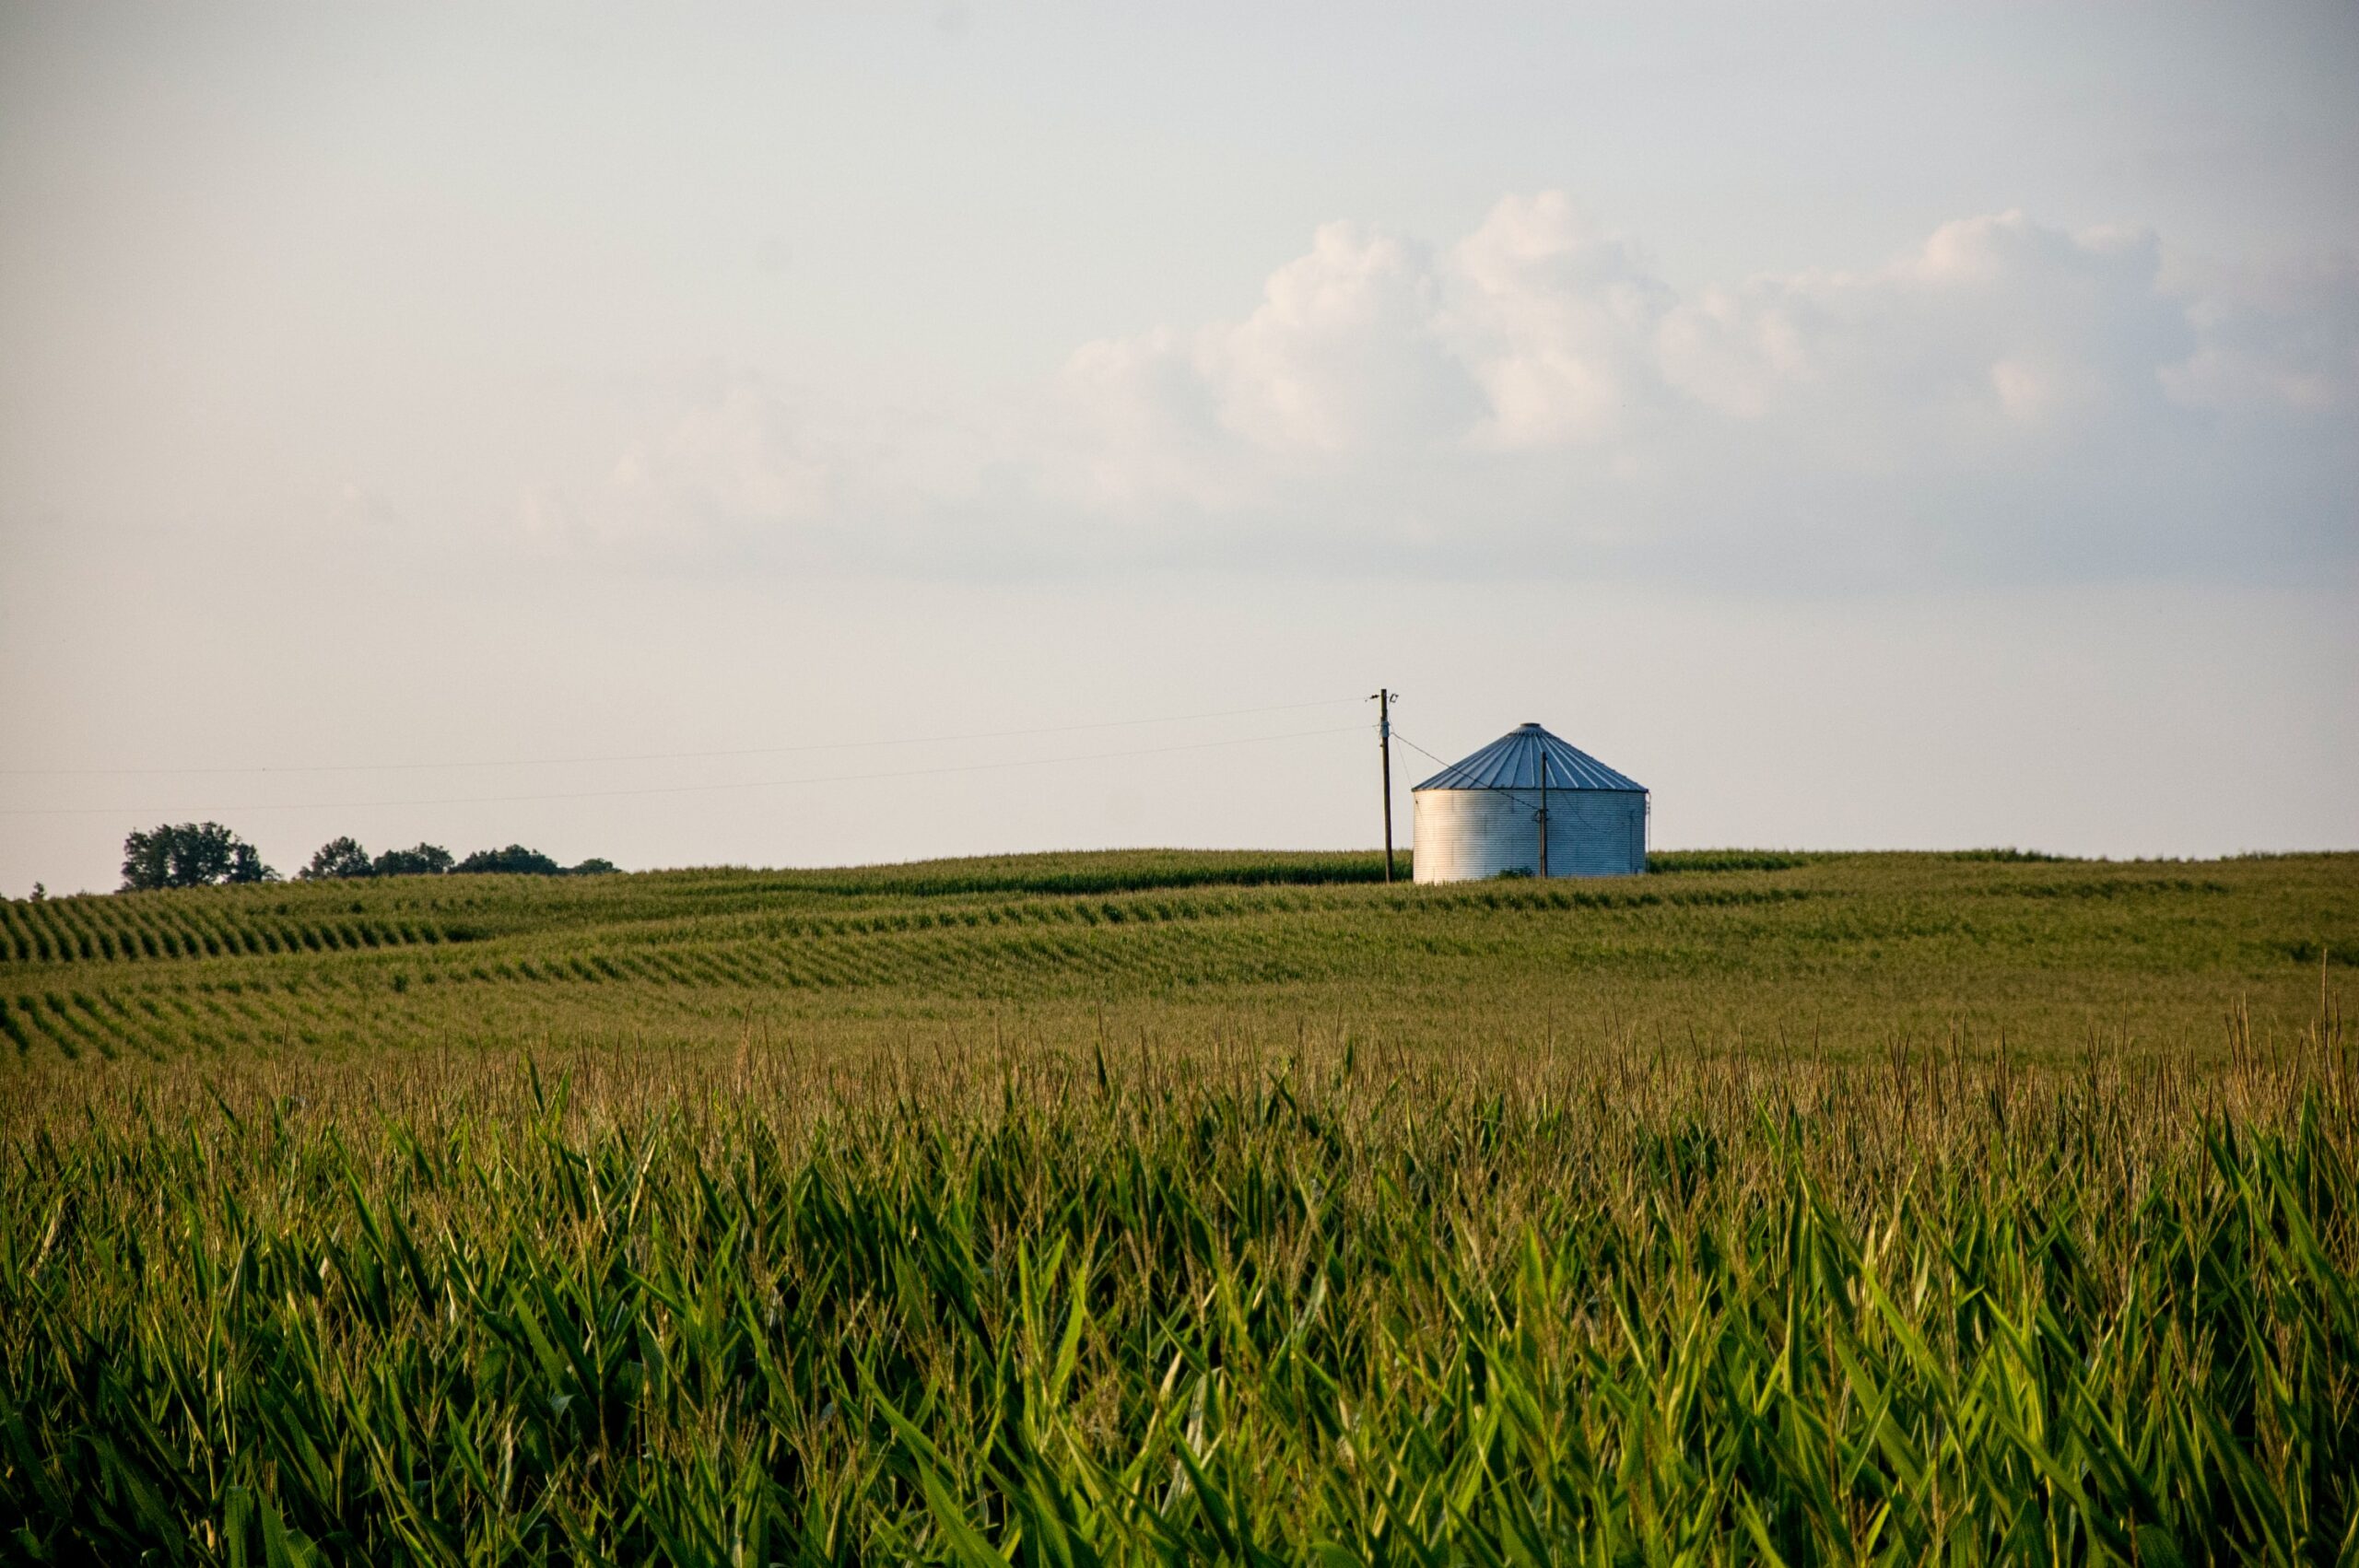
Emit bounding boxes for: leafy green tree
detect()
[299,837,375,881]
[569,858,619,876]
[372,843,453,877]
[452,845,565,876]
[121,823,276,890]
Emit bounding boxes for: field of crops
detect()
[4,849,2355,1563]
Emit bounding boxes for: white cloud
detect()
[1070,202,2207,471]
[1060,222,1476,478]
[1445,192,1671,448]
[1202,221,1473,454]
[1640,210,2197,484]
[519,373,998,568]
[2163,255,2359,415]
[533,198,2357,587]
[1050,198,2353,583]
[613,380,832,526]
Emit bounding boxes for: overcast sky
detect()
[3,2,2353,893]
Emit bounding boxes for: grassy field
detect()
[3,849,2355,1563]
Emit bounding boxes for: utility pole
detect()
[1371,689,1398,882]
[1536,744,1551,879]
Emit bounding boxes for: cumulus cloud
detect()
[2163,255,2359,415]
[613,381,832,528]
[1052,223,1480,529]
[1659,214,2189,446]
[519,379,836,560]
[532,197,2358,586]
[1445,192,1673,448]
[1051,198,2354,583]
[520,373,999,568]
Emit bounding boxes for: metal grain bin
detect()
[1411,722,1647,883]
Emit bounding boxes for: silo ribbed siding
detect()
[1409,722,1648,883]
[1413,788,1645,881]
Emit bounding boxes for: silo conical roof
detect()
[1411,722,1644,793]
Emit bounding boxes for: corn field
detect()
[3,850,2354,1562]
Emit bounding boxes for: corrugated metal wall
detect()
[1411,789,1646,883]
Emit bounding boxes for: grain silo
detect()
[1411,723,1647,883]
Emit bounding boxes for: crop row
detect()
[0,895,453,966]
[334,920,1320,998]
[1,914,1367,1060]
[0,879,1815,975]
[3,990,162,1061]
[0,883,2255,1067]
[0,986,334,1062]
[4,878,1813,987]
[622,878,1819,949]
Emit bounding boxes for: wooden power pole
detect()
[1371,689,1398,882]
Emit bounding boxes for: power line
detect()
[1390,730,1453,768]
[0,696,1363,778]
[1391,729,1554,814]
[0,723,1367,819]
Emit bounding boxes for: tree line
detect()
[118,823,616,891]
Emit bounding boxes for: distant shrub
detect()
[299,837,375,881]
[121,824,276,891]
[372,844,453,877]
[569,858,620,876]
[453,845,567,877]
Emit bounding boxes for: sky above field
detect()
[2,2,2354,891]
